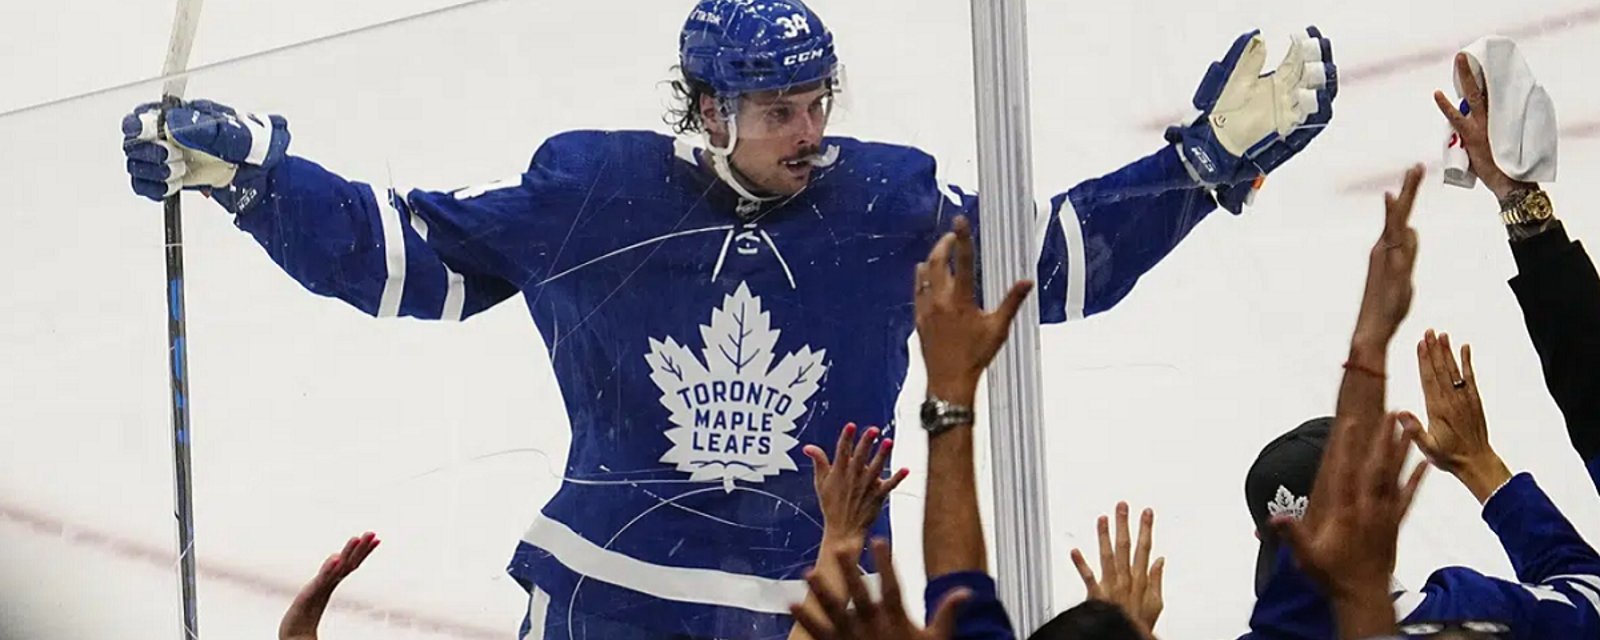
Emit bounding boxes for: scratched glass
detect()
[0,0,982,638]
[1033,2,1600,637]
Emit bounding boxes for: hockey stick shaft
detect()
[160,1,205,638]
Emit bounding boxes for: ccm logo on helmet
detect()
[783,48,826,66]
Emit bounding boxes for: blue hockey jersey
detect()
[1245,473,1600,640]
[229,130,1218,638]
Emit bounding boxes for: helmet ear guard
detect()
[705,95,740,157]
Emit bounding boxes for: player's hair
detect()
[666,67,716,135]
[664,67,841,135]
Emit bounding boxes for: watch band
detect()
[1500,188,1554,227]
[921,397,975,436]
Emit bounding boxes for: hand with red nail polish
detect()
[789,424,910,640]
[803,423,908,552]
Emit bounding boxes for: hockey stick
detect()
[159,0,205,638]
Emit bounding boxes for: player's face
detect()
[711,83,834,196]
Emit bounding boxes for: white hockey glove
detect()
[1166,27,1338,213]
[122,99,291,212]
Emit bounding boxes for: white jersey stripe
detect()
[373,186,407,318]
[522,513,879,614]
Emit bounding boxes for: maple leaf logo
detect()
[1266,486,1308,521]
[644,283,828,492]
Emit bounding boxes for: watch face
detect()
[1530,192,1554,218]
[921,401,939,425]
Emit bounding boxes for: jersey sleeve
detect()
[1041,145,1220,321]
[925,145,1218,324]
[924,571,1017,640]
[230,136,592,321]
[1246,474,1600,638]
[1480,473,1600,589]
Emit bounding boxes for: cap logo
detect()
[1266,485,1307,521]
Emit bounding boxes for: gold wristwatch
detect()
[1500,188,1554,226]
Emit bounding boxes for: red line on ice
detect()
[1337,117,1600,195]
[1137,5,1600,132]
[0,499,502,640]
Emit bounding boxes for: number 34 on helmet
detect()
[679,0,840,97]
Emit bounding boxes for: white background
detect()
[1,0,1598,638]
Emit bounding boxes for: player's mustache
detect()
[784,147,835,166]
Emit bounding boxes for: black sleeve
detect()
[1508,222,1600,472]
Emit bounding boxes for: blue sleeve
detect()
[1397,474,1600,637]
[1482,473,1600,586]
[916,145,1216,324]
[924,572,1016,640]
[1242,547,1336,640]
[1397,566,1600,638]
[1246,475,1600,639]
[1044,145,1219,321]
[230,139,589,321]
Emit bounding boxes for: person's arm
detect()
[787,424,908,640]
[921,32,1335,325]
[1261,167,1429,640]
[1507,229,1600,489]
[915,217,1032,578]
[912,149,1214,326]
[914,216,1030,639]
[1431,53,1600,491]
[1038,147,1220,321]
[123,99,549,322]
[1394,477,1600,637]
[279,533,380,640]
[231,157,527,320]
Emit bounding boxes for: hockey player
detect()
[120,1,1338,637]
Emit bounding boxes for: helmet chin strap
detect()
[704,111,780,205]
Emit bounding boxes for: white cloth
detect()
[1444,35,1559,188]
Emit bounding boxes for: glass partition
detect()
[1,0,981,638]
[1032,1,1600,636]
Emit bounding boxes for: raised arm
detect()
[787,424,907,640]
[948,28,1338,322]
[1432,52,1600,491]
[123,100,535,321]
[1244,166,1427,640]
[914,216,1031,639]
[1393,474,1600,637]
[279,533,380,640]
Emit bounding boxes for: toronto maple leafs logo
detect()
[1266,486,1308,521]
[645,283,828,491]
